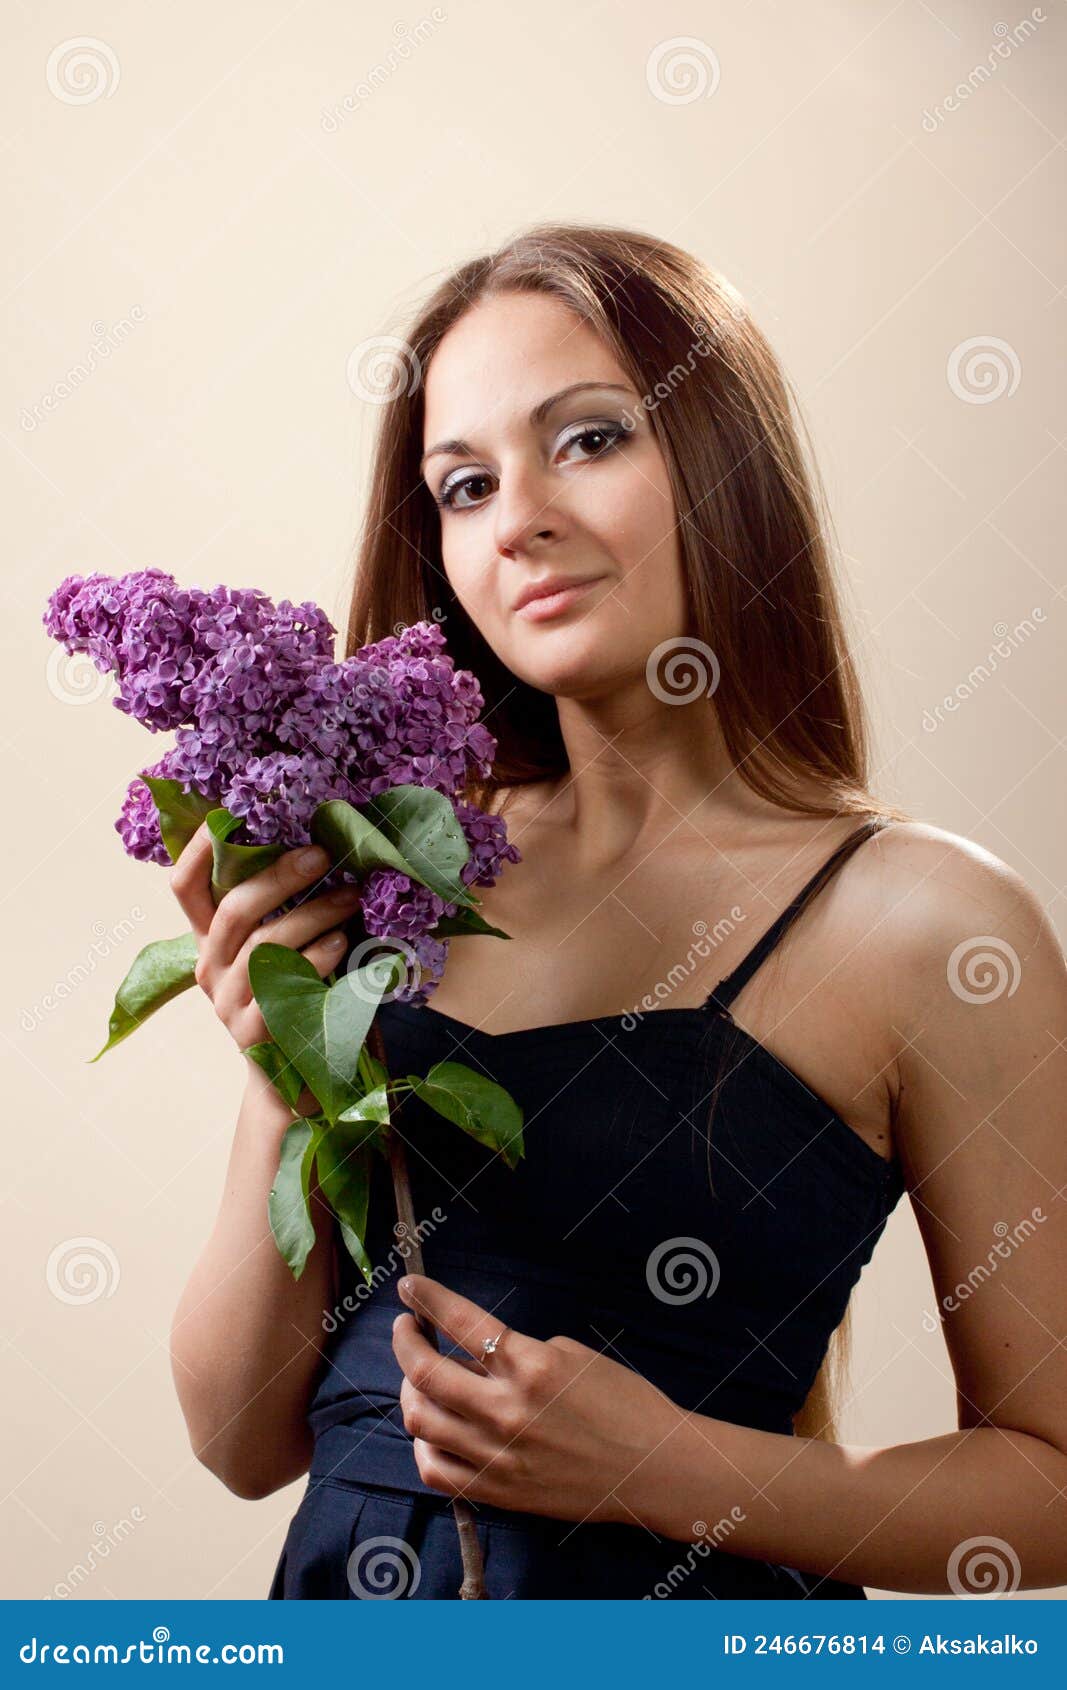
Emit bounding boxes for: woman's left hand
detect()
[390,1273,682,1525]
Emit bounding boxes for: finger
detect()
[235,882,360,973]
[167,820,218,941]
[300,929,352,977]
[206,845,336,972]
[212,925,351,1025]
[397,1273,525,1371]
[399,1375,498,1464]
[412,1438,486,1502]
[392,1311,494,1417]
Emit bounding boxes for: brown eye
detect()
[436,472,492,512]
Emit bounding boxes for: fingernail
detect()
[298,847,326,872]
[398,1277,413,1297]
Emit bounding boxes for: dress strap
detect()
[703,815,892,1018]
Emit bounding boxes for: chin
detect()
[508,642,624,699]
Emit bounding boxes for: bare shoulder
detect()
[870,819,1053,969]
[861,816,1064,1070]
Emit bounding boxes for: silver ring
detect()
[480,1330,506,1360]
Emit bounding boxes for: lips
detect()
[513,575,605,614]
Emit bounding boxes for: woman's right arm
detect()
[167,826,363,1500]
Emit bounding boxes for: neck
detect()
[537,686,772,869]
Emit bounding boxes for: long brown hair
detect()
[344,223,908,1443]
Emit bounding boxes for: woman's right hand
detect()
[169,822,361,1056]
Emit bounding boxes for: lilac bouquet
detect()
[43,568,526,1265]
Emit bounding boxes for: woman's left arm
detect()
[393,836,1067,1593]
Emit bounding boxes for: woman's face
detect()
[420,291,688,700]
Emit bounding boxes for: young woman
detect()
[170,224,1067,1600]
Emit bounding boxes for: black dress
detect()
[269,816,905,1599]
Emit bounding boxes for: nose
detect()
[492,458,563,558]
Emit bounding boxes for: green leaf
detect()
[409,1060,525,1169]
[336,1084,391,1150]
[362,1052,389,1092]
[432,906,511,940]
[315,1129,374,1284]
[310,790,479,912]
[205,807,288,904]
[89,932,199,1061]
[269,1118,322,1279]
[141,776,218,864]
[247,944,403,1125]
[242,1040,305,1111]
[362,786,481,910]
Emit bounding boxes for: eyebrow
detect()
[419,381,637,477]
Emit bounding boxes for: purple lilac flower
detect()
[44,569,335,736]
[45,572,520,1002]
[358,802,520,1002]
[116,753,178,865]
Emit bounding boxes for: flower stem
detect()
[366,1014,488,1600]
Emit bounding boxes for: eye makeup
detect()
[430,417,635,513]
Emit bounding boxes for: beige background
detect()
[3,0,1064,1601]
